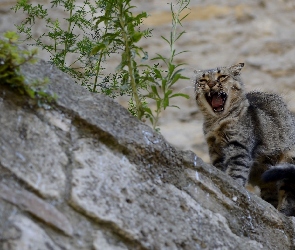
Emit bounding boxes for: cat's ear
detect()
[229,63,244,76]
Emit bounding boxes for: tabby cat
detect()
[194,63,295,216]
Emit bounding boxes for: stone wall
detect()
[0,59,294,249]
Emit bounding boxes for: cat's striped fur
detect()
[194,63,295,216]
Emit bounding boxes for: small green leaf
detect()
[132,32,143,43]
[161,78,167,91]
[25,88,36,98]
[143,106,153,116]
[156,99,161,110]
[169,93,190,99]
[135,12,148,20]
[4,31,19,42]
[169,105,180,109]
[152,53,167,62]
[168,63,176,74]
[153,68,162,79]
[166,89,173,96]
[151,85,160,97]
[160,35,170,45]
[91,43,106,55]
[170,73,181,85]
[163,96,169,109]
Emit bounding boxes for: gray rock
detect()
[2,214,61,250]
[0,183,73,236]
[0,96,68,199]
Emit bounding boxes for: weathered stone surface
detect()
[70,138,264,249]
[2,214,61,250]
[0,183,73,236]
[0,98,68,199]
[93,231,129,250]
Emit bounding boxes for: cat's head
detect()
[194,63,245,117]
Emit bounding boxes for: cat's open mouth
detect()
[205,91,227,112]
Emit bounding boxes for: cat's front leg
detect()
[223,140,252,186]
[208,136,252,186]
[206,124,254,186]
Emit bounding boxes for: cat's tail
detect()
[262,163,295,182]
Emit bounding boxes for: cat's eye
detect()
[198,79,208,84]
[217,75,228,82]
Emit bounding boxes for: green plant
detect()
[91,0,152,119]
[12,0,190,130]
[0,31,53,103]
[93,0,191,130]
[12,0,103,90]
[143,0,190,130]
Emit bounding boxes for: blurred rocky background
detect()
[1,0,295,161]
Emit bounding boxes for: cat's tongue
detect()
[211,94,224,109]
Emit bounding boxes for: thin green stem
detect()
[63,0,74,66]
[92,23,108,92]
[92,52,104,92]
[118,2,142,119]
[170,2,182,64]
[92,0,117,93]
[153,110,160,130]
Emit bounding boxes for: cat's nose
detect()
[207,81,217,88]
